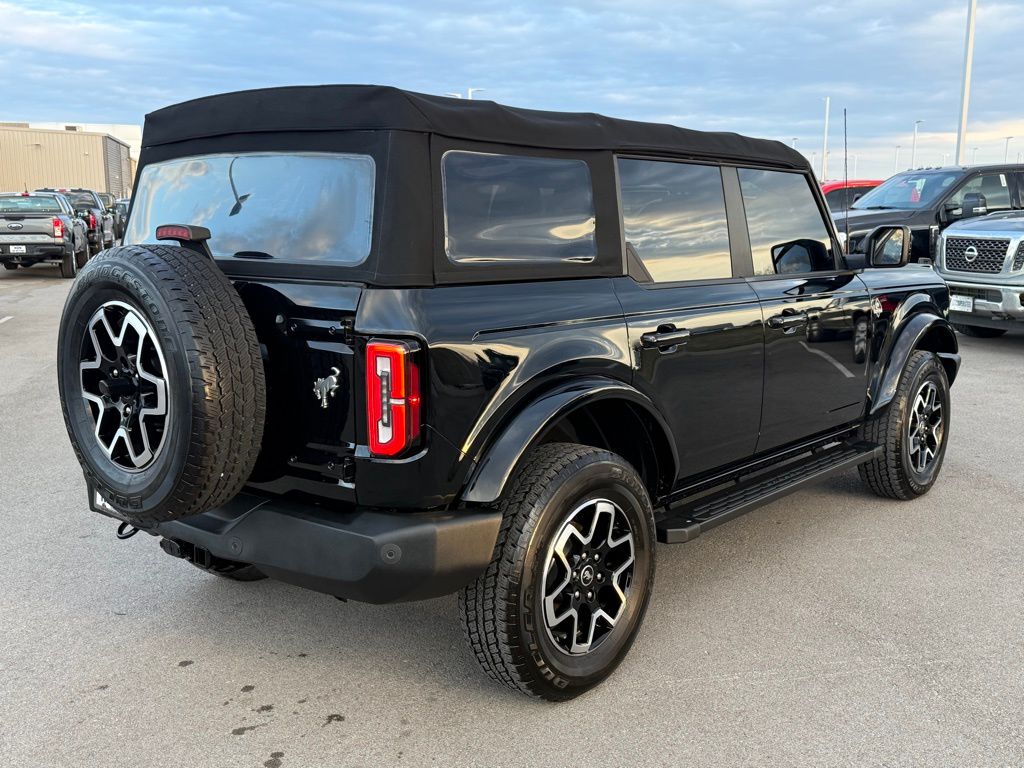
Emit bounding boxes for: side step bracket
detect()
[656,440,881,544]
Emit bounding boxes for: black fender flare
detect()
[869,310,959,416]
[460,376,678,505]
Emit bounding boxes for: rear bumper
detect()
[153,493,501,604]
[1,242,65,260]
[945,279,1024,326]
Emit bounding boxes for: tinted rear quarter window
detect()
[617,158,732,281]
[442,151,596,264]
[738,169,835,275]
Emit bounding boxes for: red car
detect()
[821,179,882,211]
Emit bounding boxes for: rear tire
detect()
[858,350,950,499]
[953,323,1006,338]
[59,246,78,279]
[459,443,656,701]
[57,244,266,528]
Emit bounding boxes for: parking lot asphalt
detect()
[1,264,1023,767]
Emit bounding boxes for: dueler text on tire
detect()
[57,244,266,528]
[459,443,656,701]
[858,350,950,499]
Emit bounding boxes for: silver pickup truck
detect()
[935,211,1024,337]
[0,192,89,278]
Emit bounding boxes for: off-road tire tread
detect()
[858,350,944,500]
[459,443,651,700]
[60,244,266,527]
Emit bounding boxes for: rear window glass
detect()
[125,152,375,265]
[442,151,596,264]
[66,193,97,208]
[0,196,61,213]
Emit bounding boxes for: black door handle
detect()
[640,325,691,351]
[767,311,808,329]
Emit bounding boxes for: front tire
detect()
[858,350,950,499]
[460,443,656,701]
[953,323,1006,338]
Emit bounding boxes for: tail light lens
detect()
[89,212,97,229]
[366,340,421,457]
[52,217,63,239]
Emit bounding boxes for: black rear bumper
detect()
[153,493,501,604]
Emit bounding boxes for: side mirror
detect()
[961,191,988,218]
[863,225,911,268]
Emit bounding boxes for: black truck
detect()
[835,164,1024,262]
[57,86,960,701]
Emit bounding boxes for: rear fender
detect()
[460,377,677,505]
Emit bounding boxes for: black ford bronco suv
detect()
[57,86,960,701]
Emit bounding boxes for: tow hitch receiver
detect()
[159,537,247,573]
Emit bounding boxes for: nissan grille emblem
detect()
[963,245,979,263]
[6,222,23,230]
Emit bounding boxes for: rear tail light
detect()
[366,340,421,457]
[89,212,97,229]
[52,217,63,239]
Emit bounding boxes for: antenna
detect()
[843,108,850,255]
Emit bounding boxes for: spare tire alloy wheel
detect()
[58,244,266,528]
[79,301,169,471]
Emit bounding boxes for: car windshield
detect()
[850,170,961,211]
[125,152,376,265]
[0,195,62,213]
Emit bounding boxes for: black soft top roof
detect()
[143,84,807,169]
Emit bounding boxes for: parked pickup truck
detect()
[36,188,115,255]
[0,192,89,277]
[935,211,1024,337]
[56,85,960,700]
[834,165,1024,262]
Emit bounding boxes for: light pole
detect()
[810,151,817,176]
[894,145,901,174]
[971,146,979,163]
[911,120,923,168]
[821,96,831,180]
[445,88,485,100]
[791,137,798,148]
[955,0,978,164]
[853,154,859,176]
[942,152,950,166]
[1004,136,1014,162]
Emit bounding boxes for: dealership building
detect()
[0,123,137,197]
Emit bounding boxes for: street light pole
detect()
[791,137,798,148]
[911,120,923,168]
[971,146,979,163]
[894,145,901,174]
[821,97,830,180]
[954,0,978,164]
[1004,136,1014,162]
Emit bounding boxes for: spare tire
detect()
[57,244,266,528]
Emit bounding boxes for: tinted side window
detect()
[949,172,1012,212]
[442,151,596,265]
[617,159,732,282]
[824,187,848,211]
[738,169,835,275]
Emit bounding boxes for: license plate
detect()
[950,294,974,313]
[8,245,25,254]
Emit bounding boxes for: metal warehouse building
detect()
[0,125,133,197]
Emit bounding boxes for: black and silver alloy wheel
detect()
[907,380,943,475]
[542,498,635,656]
[460,443,655,701]
[79,300,169,471]
[859,350,950,499]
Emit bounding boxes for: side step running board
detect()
[656,441,881,544]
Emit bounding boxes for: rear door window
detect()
[125,152,376,265]
[738,169,836,275]
[617,158,732,282]
[441,151,596,264]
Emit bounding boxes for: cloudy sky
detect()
[3,0,1022,178]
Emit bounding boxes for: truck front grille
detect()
[944,237,1010,273]
[1013,242,1024,272]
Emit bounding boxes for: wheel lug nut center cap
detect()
[579,564,596,587]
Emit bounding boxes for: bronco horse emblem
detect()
[313,367,341,409]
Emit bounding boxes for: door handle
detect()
[640,325,691,351]
[767,311,808,330]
